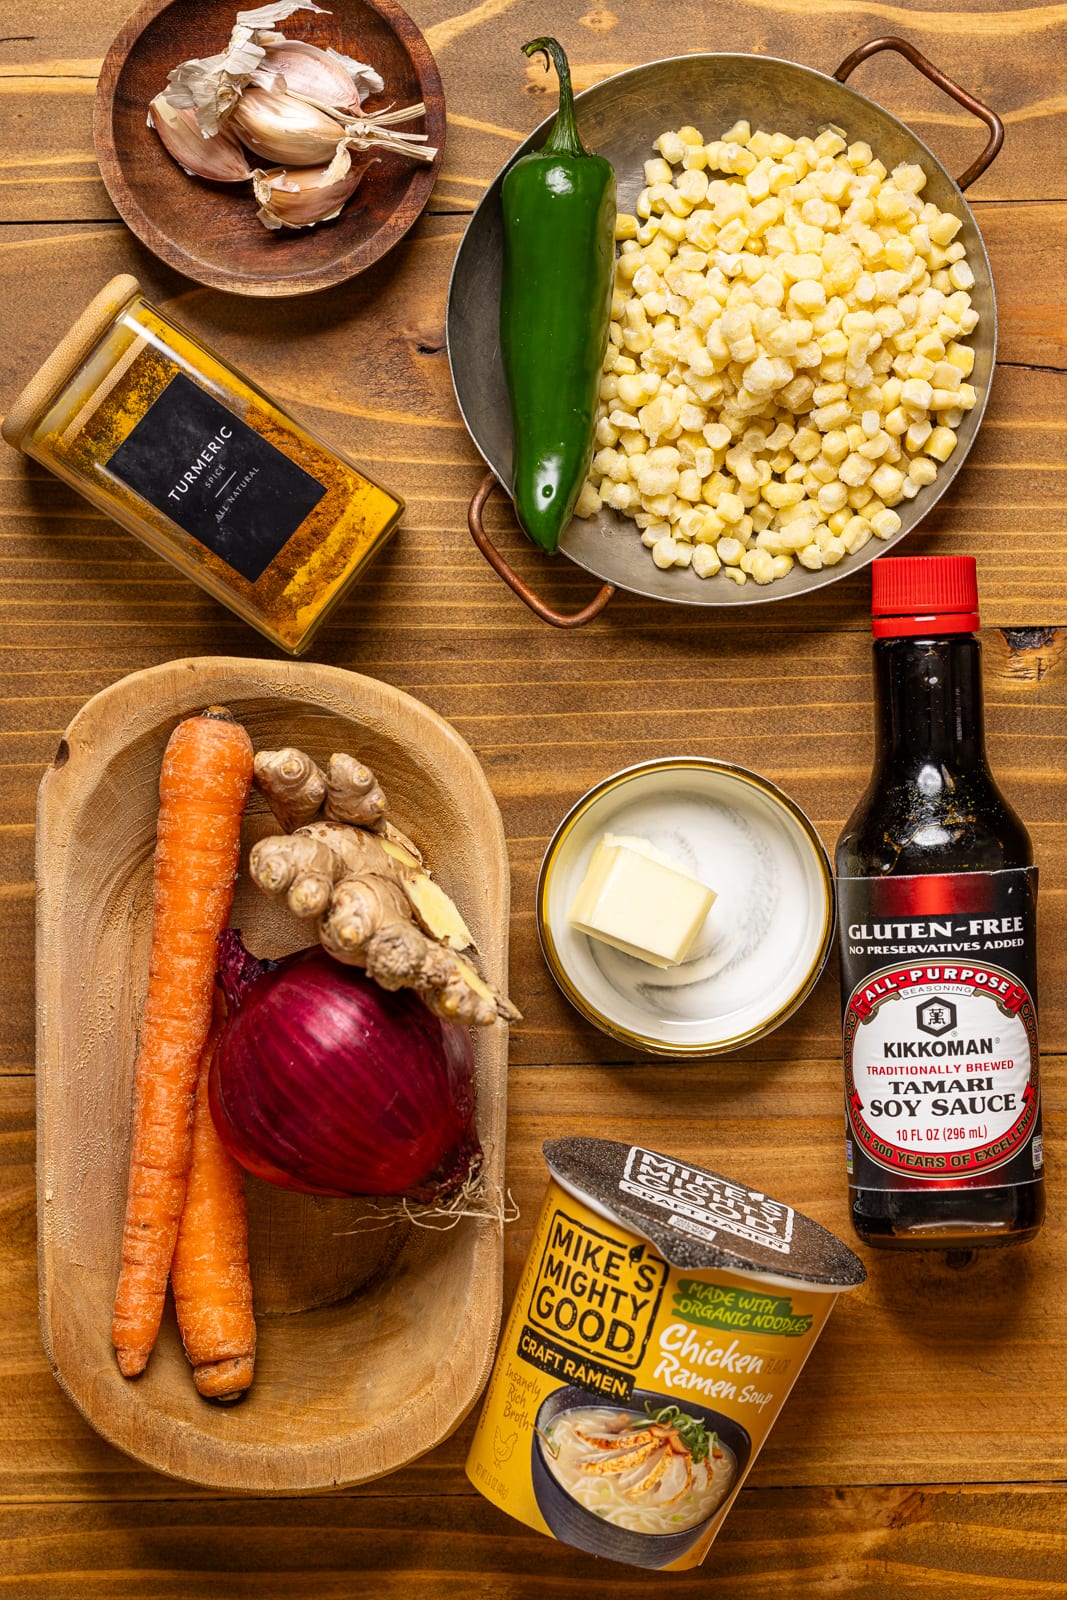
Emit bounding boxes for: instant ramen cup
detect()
[467,1138,865,1572]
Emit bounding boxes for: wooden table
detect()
[3,0,1066,1592]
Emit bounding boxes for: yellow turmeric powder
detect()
[4,278,402,654]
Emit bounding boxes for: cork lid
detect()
[1,274,141,450]
[544,1138,866,1290]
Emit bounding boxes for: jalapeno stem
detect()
[521,37,587,159]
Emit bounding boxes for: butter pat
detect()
[567,832,716,968]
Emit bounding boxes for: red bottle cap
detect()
[870,555,980,638]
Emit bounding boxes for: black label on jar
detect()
[838,868,1042,1192]
[105,373,327,583]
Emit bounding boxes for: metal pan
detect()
[446,37,1003,627]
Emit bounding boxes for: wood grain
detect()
[6,625,1066,1074]
[4,1074,1067,1591]
[3,0,1067,1592]
[5,0,1067,219]
[3,1484,1067,1597]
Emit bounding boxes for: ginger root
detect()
[254,747,388,832]
[251,749,518,1028]
[252,748,326,833]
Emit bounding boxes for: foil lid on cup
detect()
[545,1138,866,1290]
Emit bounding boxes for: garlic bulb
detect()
[229,82,348,165]
[252,148,376,230]
[148,95,253,181]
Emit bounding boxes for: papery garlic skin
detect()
[326,47,385,103]
[343,102,437,163]
[252,149,375,230]
[235,1,328,31]
[148,95,253,182]
[164,0,329,135]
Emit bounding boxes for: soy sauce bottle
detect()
[836,557,1044,1249]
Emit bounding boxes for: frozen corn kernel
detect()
[692,542,722,577]
[760,479,803,508]
[703,422,732,450]
[817,480,849,514]
[870,507,902,539]
[655,130,686,164]
[929,211,962,247]
[901,378,934,411]
[869,463,905,503]
[574,481,602,518]
[651,535,681,568]
[839,452,875,486]
[925,425,958,462]
[841,515,872,553]
[603,480,637,510]
[744,548,776,583]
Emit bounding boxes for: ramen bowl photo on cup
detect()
[530,1384,751,1568]
[466,1138,865,1572]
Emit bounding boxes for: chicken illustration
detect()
[493,1425,518,1466]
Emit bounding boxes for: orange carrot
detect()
[112,707,253,1378]
[172,995,256,1401]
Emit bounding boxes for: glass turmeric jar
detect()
[2,274,403,655]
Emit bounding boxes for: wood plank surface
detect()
[3,1484,1067,1598]
[4,0,1067,218]
[2,0,1066,1593]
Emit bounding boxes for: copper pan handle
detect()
[468,472,616,628]
[834,36,1004,190]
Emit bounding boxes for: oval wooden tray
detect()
[95,0,445,297]
[35,658,510,1490]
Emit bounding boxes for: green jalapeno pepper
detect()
[500,37,616,554]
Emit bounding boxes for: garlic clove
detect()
[148,94,253,182]
[257,40,379,111]
[230,81,348,166]
[252,149,376,230]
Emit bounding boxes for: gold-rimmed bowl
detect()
[537,758,835,1057]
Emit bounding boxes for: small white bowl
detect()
[537,757,835,1056]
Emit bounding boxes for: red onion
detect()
[209,931,481,1204]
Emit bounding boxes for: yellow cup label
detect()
[467,1180,839,1571]
[521,1204,671,1390]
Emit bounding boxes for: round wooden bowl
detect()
[95,0,445,297]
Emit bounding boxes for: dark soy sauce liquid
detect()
[836,633,1045,1249]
